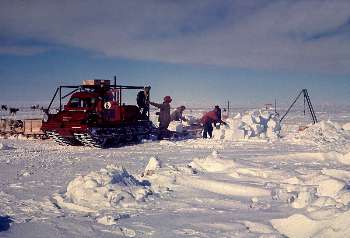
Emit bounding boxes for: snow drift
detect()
[271,210,350,238]
[269,153,350,237]
[189,150,236,173]
[186,151,271,197]
[292,120,350,145]
[142,151,271,197]
[62,165,152,211]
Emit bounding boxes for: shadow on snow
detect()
[0,215,13,232]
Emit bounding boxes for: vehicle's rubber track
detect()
[73,132,107,148]
[46,131,82,146]
[73,121,156,148]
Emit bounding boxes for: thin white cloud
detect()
[0,45,47,56]
[0,0,349,73]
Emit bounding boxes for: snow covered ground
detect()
[1,106,350,237]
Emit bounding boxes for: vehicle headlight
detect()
[43,113,49,122]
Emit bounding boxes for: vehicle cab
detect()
[65,92,100,111]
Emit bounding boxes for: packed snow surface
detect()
[0,142,15,150]
[1,106,350,237]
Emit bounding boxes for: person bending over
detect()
[200,106,227,139]
[171,105,187,122]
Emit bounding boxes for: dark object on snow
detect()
[0,215,13,232]
[137,86,151,119]
[1,105,7,111]
[214,105,222,126]
[203,121,213,138]
[9,108,19,116]
[280,89,317,124]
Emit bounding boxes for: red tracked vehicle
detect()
[41,77,155,147]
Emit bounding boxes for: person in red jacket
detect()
[200,107,227,138]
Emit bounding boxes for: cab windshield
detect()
[69,97,96,108]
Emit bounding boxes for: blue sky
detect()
[0,0,349,107]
